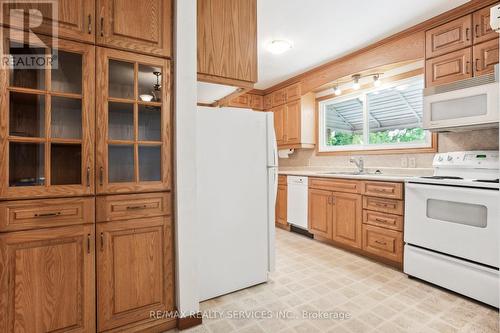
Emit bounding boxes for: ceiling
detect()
[255,0,470,89]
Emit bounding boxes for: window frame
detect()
[317,75,436,155]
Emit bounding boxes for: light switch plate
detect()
[401,157,408,168]
[409,157,416,168]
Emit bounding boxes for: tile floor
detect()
[170,229,499,333]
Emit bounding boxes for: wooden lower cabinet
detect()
[362,225,403,263]
[97,216,175,332]
[0,224,95,333]
[308,189,333,238]
[276,185,288,227]
[331,192,362,249]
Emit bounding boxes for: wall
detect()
[174,0,200,317]
[279,129,499,169]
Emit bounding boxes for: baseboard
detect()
[177,313,203,330]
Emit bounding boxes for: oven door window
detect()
[426,199,487,228]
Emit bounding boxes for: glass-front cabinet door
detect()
[96,47,171,194]
[0,31,94,199]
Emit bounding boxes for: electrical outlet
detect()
[409,157,416,168]
[401,157,408,168]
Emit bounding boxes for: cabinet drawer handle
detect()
[374,218,389,223]
[465,28,470,41]
[465,61,470,74]
[34,212,61,218]
[100,17,104,37]
[88,14,92,34]
[86,167,91,187]
[374,240,387,246]
[126,204,147,210]
[475,58,480,72]
[373,188,391,193]
[100,233,104,251]
[87,234,91,254]
[99,167,104,186]
[475,24,479,38]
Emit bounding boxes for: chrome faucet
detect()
[350,157,364,174]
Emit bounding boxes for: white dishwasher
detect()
[287,176,308,230]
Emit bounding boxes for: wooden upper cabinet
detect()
[426,15,472,59]
[97,217,174,332]
[0,34,95,199]
[272,89,287,107]
[1,0,95,43]
[473,5,499,44]
[96,47,171,195]
[0,225,95,333]
[250,94,264,110]
[331,192,362,249]
[276,184,287,226]
[425,48,472,87]
[229,94,251,108]
[97,0,172,58]
[284,100,301,144]
[263,94,273,110]
[473,39,500,76]
[197,0,257,86]
[272,105,285,145]
[285,83,301,102]
[308,189,333,239]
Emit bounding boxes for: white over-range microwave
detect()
[423,72,499,132]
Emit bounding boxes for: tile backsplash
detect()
[279,129,499,169]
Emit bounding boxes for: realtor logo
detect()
[0,0,58,69]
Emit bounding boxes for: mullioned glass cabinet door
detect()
[96,47,171,194]
[0,31,95,199]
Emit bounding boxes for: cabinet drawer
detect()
[0,197,95,232]
[278,175,287,185]
[96,192,171,222]
[363,196,403,215]
[363,210,403,231]
[309,178,361,194]
[362,181,403,199]
[362,225,403,263]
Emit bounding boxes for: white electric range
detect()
[404,151,499,307]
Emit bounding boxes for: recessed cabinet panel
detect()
[51,97,82,139]
[473,39,500,77]
[108,145,135,183]
[9,143,45,187]
[9,92,45,138]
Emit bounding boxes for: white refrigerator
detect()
[197,106,277,301]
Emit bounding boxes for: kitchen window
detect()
[318,75,433,153]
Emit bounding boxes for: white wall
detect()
[174,0,199,316]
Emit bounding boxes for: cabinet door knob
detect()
[475,24,480,38]
[86,167,91,187]
[100,233,104,251]
[475,58,480,72]
[99,167,104,186]
[87,234,91,254]
[100,17,104,37]
[88,14,92,34]
[465,28,470,41]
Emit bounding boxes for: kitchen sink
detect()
[320,170,383,176]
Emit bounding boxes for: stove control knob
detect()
[438,156,444,162]
[447,156,453,161]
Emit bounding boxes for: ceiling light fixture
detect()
[373,74,382,87]
[352,74,361,90]
[267,40,293,55]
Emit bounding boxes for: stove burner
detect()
[474,179,499,183]
[421,176,464,180]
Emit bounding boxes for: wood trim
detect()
[275,223,291,231]
[262,0,497,94]
[197,73,255,89]
[177,313,203,330]
[215,87,250,107]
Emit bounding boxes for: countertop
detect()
[278,167,433,182]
